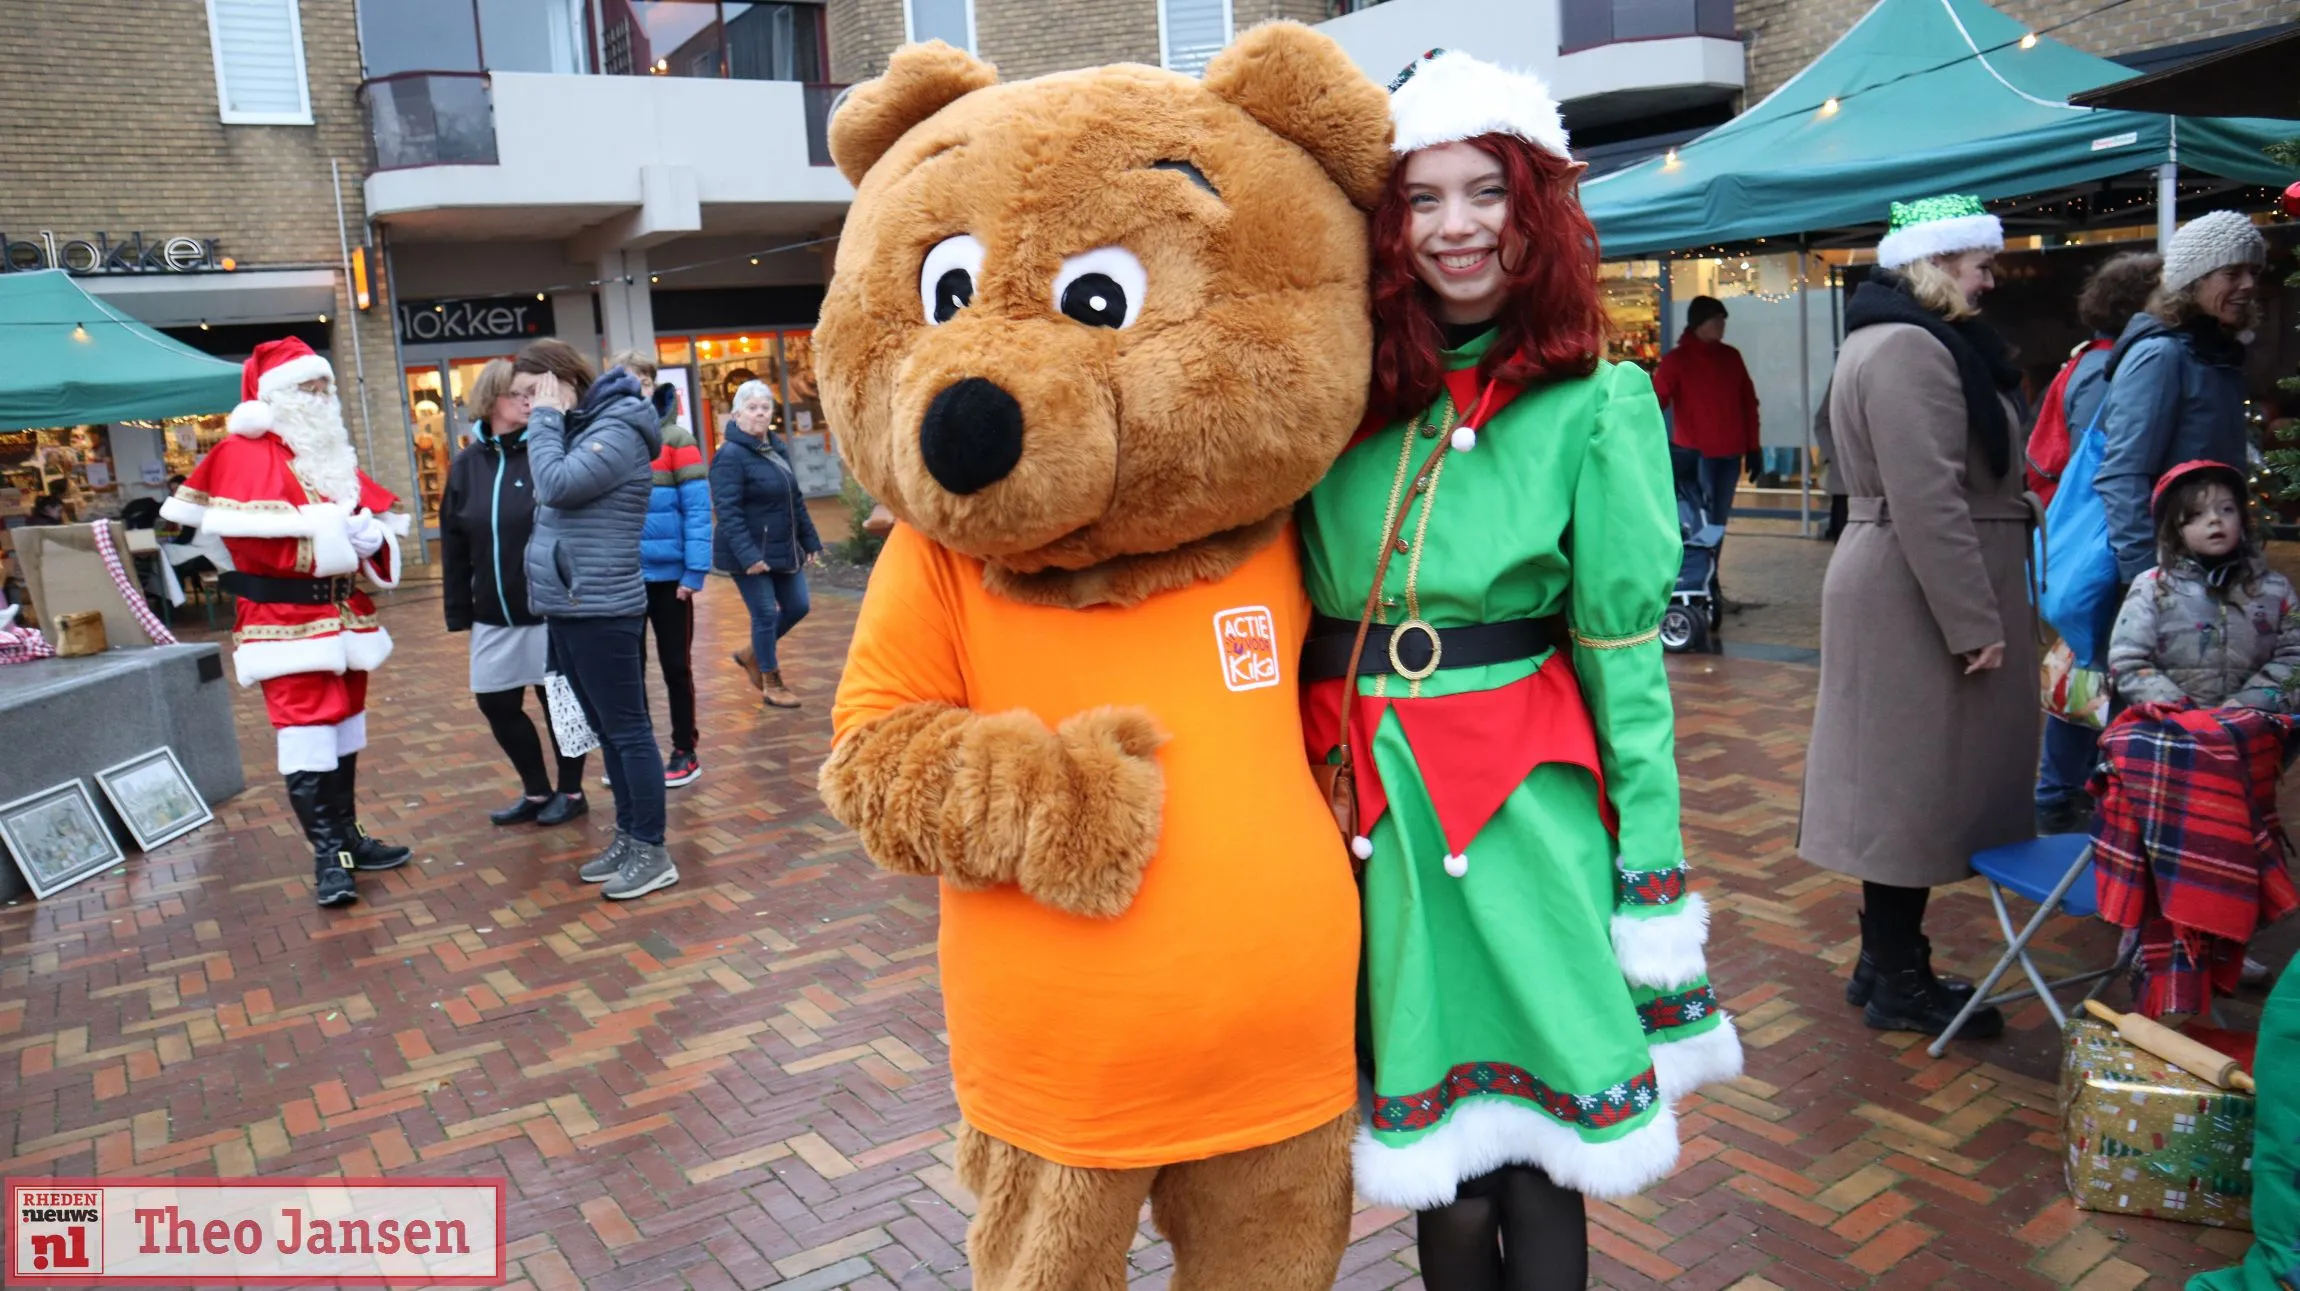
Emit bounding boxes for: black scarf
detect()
[1843,271,2023,478]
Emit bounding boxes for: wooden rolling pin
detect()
[2083,1000,2257,1092]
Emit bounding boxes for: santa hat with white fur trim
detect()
[1875,194,2004,271]
[1386,48,1572,161]
[226,336,335,436]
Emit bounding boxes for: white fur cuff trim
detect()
[1876,212,2005,270]
[235,635,347,686]
[306,505,357,577]
[254,352,334,400]
[362,527,403,590]
[1354,1099,1679,1209]
[227,400,274,436]
[159,495,208,528]
[1651,1020,1744,1104]
[277,725,341,775]
[334,711,368,757]
[1612,890,1712,990]
[377,510,412,538]
[341,626,394,672]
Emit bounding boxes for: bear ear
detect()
[828,41,1001,187]
[1202,22,1393,210]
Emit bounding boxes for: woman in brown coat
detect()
[1800,195,2036,1039]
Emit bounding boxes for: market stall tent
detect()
[1580,0,2299,257]
[0,270,243,432]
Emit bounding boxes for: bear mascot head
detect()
[814,23,1392,606]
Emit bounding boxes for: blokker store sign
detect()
[398,296,556,344]
[6,1177,506,1284]
[2,231,227,274]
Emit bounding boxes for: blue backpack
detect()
[2035,403,2119,664]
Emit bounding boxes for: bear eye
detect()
[919,234,985,325]
[1052,246,1146,330]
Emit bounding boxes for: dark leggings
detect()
[475,685,586,799]
[1417,1166,1588,1291]
[1863,880,1932,972]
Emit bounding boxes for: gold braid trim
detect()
[1572,625,1661,651]
[234,612,379,643]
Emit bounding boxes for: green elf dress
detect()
[1300,329,1743,1209]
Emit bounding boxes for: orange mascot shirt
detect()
[832,523,1361,1169]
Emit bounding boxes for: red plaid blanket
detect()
[2089,703,2299,1017]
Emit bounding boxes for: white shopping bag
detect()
[543,671,600,757]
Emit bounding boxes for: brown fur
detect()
[813,22,1387,604]
[818,702,1167,917]
[955,1111,1356,1291]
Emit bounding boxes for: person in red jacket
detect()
[1653,296,1761,561]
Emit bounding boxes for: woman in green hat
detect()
[1300,47,1742,1290]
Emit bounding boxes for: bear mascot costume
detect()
[813,24,1391,1290]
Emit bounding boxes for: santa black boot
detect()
[334,752,409,871]
[287,771,359,908]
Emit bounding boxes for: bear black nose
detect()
[919,377,1025,495]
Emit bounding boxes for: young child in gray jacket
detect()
[2107,459,2300,713]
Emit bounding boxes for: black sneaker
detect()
[664,750,701,788]
[535,792,589,827]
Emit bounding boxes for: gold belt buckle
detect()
[1387,618,1441,681]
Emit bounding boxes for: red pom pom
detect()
[2282,180,2300,220]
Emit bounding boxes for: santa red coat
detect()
[160,432,409,740]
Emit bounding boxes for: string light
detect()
[1820,97,1840,116]
[2019,31,2039,48]
[71,322,89,341]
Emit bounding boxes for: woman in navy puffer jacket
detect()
[710,379,821,710]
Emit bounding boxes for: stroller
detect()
[1660,451,1725,654]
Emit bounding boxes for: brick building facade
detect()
[829,0,1327,83]
[0,0,410,503]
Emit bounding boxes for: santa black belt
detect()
[221,572,357,605]
[1300,614,1564,682]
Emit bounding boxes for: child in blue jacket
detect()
[618,351,712,787]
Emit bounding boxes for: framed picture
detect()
[0,781,124,899]
[95,748,212,852]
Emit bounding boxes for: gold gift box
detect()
[2059,1018,2254,1230]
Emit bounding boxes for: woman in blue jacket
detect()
[614,350,711,789]
[710,379,820,709]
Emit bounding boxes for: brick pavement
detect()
[0,575,2278,1289]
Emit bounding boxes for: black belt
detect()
[1301,614,1563,681]
[221,572,357,605]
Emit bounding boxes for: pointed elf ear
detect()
[828,42,1001,187]
[1202,22,1393,210]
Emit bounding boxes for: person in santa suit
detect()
[159,337,414,908]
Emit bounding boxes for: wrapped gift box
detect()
[2061,1018,2255,1230]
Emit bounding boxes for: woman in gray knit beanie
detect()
[2089,210,2268,598]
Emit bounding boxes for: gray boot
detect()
[579,831,632,883]
[603,841,678,900]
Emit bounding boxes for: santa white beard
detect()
[268,388,364,507]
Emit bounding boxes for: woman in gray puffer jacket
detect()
[513,339,677,901]
[2108,459,2300,712]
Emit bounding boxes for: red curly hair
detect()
[1368,133,1607,424]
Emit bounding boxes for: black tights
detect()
[1417,1166,1588,1291]
[475,686,586,799]
[1862,880,1932,971]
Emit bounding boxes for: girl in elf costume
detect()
[1300,49,1743,1288]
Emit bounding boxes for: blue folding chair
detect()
[1927,833,2134,1056]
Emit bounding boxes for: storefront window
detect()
[0,426,125,523]
[668,330,841,495]
[1667,252,1834,487]
[1599,260,1663,369]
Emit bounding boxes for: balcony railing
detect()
[361,73,500,172]
[360,71,846,172]
[1561,0,1735,52]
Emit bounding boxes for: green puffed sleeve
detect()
[1568,362,1709,991]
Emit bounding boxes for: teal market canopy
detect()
[0,270,243,432]
[1580,0,2299,258]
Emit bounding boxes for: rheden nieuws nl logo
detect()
[6,1178,506,1285]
